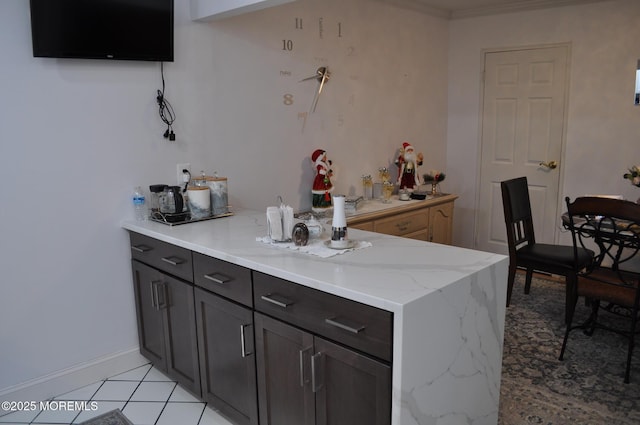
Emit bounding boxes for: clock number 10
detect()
[282,40,293,51]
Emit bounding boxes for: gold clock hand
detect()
[311,67,330,113]
[299,68,323,82]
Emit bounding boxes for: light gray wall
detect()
[0,0,448,394]
[447,0,640,249]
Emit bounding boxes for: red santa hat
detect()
[311,149,325,164]
[402,142,413,151]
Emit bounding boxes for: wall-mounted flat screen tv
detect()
[29,0,174,62]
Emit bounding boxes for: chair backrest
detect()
[565,196,640,281]
[501,177,536,256]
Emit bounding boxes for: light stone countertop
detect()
[122,207,504,314]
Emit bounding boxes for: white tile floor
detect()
[0,364,235,425]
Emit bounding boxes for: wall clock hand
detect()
[310,66,330,113]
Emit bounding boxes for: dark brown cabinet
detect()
[195,287,258,425]
[254,313,391,425]
[129,232,394,425]
[131,259,200,396]
[193,252,258,425]
[253,272,392,425]
[254,313,315,425]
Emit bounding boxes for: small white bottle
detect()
[133,186,146,221]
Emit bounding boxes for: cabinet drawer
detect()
[193,253,253,307]
[349,221,374,232]
[374,209,428,236]
[129,232,193,282]
[253,272,392,362]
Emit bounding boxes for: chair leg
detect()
[584,300,600,337]
[559,294,579,361]
[624,306,639,384]
[506,263,516,307]
[564,275,577,325]
[524,269,534,294]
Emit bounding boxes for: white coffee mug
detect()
[187,186,211,219]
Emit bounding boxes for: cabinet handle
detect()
[150,280,163,310]
[131,244,152,253]
[156,282,167,310]
[260,294,293,309]
[204,272,231,285]
[240,324,253,358]
[161,256,184,266]
[299,347,313,387]
[311,352,324,393]
[149,281,157,309]
[325,317,365,334]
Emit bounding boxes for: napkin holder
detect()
[267,204,294,242]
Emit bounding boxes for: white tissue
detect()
[282,205,294,241]
[267,204,294,242]
[267,206,283,241]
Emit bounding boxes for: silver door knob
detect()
[539,160,558,169]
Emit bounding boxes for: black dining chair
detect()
[500,177,593,323]
[561,196,640,383]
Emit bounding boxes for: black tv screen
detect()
[29,0,174,62]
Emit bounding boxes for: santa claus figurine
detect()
[311,149,334,212]
[395,142,424,190]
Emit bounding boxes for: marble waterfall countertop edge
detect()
[121,208,507,313]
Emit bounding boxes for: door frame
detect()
[473,42,572,250]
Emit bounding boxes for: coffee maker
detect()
[149,184,187,223]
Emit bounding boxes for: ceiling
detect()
[378,0,611,19]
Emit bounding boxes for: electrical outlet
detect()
[177,163,191,186]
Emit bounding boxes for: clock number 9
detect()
[282,40,293,51]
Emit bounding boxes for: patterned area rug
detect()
[499,273,640,424]
[79,409,133,425]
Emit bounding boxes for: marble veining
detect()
[122,208,508,425]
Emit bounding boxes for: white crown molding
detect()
[374,0,611,20]
[450,0,611,19]
[372,0,452,19]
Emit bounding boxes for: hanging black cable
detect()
[157,62,176,140]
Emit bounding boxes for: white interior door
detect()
[475,45,569,254]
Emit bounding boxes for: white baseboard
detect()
[0,348,148,403]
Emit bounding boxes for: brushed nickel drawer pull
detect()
[240,324,253,358]
[260,294,293,309]
[299,347,313,387]
[131,244,152,253]
[311,352,324,393]
[204,273,231,284]
[150,280,163,310]
[325,317,365,334]
[161,256,184,266]
[149,281,157,309]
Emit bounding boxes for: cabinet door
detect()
[314,338,391,425]
[254,313,315,425]
[429,202,454,244]
[164,276,201,396]
[131,260,167,371]
[195,288,258,425]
